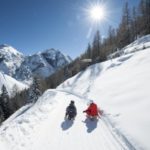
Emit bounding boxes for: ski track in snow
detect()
[0,90,140,150]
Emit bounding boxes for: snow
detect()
[0,45,71,81]
[123,35,150,54]
[0,72,28,96]
[0,44,23,56]
[0,35,150,150]
[0,90,137,150]
[107,34,150,59]
[25,53,54,78]
[14,48,71,80]
[0,44,24,76]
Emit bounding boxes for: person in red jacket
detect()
[83,100,101,118]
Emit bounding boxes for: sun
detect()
[82,1,108,38]
[90,5,105,22]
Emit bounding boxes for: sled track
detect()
[102,116,137,150]
[0,90,142,150]
[57,89,139,150]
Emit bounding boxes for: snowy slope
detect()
[0,35,150,150]
[0,90,138,150]
[58,35,150,149]
[0,72,28,96]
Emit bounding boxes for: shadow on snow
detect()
[61,119,74,131]
[83,118,98,133]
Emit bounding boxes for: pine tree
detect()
[138,0,150,36]
[86,43,92,59]
[0,85,10,119]
[92,30,101,61]
[145,0,150,35]
[11,84,19,98]
[117,2,131,48]
[28,77,42,103]
[107,26,117,50]
[0,95,5,123]
[131,6,138,40]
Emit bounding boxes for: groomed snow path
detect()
[0,90,138,150]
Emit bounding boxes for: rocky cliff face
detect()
[0,45,71,82]
[0,44,24,76]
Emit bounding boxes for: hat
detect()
[89,100,94,104]
[87,100,93,105]
[71,100,74,104]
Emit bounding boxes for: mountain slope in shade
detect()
[0,72,28,96]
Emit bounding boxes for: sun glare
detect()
[90,5,105,21]
[82,1,108,38]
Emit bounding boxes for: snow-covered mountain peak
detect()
[28,48,71,77]
[42,48,58,53]
[14,48,72,80]
[0,44,23,56]
[41,48,71,65]
[0,44,71,81]
[0,44,9,49]
[0,44,24,76]
[41,48,66,59]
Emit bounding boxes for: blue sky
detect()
[0,0,140,59]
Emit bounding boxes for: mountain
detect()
[0,35,150,150]
[15,49,72,81]
[0,44,24,76]
[0,45,71,81]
